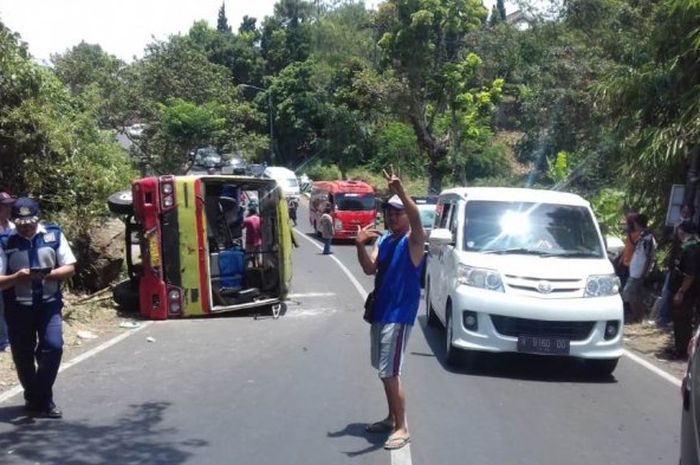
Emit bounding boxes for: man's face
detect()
[16,222,38,238]
[386,207,409,233]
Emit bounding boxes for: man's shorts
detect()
[370,323,411,378]
[622,277,644,304]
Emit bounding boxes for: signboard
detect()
[665,184,700,226]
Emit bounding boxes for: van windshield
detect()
[285,178,299,189]
[336,193,375,211]
[463,201,604,257]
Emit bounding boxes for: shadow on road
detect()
[416,315,618,384]
[0,401,208,465]
[327,422,385,457]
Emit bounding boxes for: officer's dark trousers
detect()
[5,300,63,409]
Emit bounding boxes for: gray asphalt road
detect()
[0,199,682,464]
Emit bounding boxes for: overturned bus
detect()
[107,175,293,320]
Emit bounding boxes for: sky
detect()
[0,0,509,64]
[0,0,280,63]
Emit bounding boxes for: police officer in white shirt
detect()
[0,197,76,418]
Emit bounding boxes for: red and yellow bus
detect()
[109,174,293,319]
[309,180,377,239]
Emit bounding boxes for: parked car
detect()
[425,187,623,375]
[188,147,247,175]
[413,196,438,287]
[681,326,700,464]
[263,166,301,200]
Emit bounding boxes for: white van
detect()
[425,187,623,375]
[263,166,300,200]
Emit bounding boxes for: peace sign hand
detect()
[382,164,403,194]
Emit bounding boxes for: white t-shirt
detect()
[629,231,656,279]
[0,223,76,275]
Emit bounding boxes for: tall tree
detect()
[217,2,232,33]
[496,0,507,21]
[375,0,501,190]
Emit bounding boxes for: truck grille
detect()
[490,315,595,341]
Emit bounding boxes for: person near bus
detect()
[243,206,262,267]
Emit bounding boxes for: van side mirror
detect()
[429,228,454,247]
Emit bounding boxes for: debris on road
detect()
[119,321,141,329]
[146,336,156,343]
[76,330,98,340]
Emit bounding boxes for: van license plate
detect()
[517,335,570,355]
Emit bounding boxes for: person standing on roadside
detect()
[355,166,426,451]
[0,191,16,352]
[657,204,695,329]
[621,212,656,322]
[288,198,299,227]
[320,204,334,255]
[0,198,76,418]
[670,221,700,358]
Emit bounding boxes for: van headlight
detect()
[458,265,504,292]
[584,274,620,297]
[334,219,343,230]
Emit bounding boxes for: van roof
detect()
[439,187,590,207]
[312,180,374,193]
[264,166,296,177]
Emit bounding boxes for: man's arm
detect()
[356,225,381,275]
[384,167,426,267]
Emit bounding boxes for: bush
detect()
[305,162,342,181]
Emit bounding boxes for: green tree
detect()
[260,0,314,75]
[217,2,232,33]
[0,21,136,235]
[374,0,501,191]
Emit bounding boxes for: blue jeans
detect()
[323,238,332,254]
[657,271,673,326]
[5,300,64,409]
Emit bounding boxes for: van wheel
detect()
[113,280,140,313]
[444,305,461,367]
[586,358,619,377]
[425,281,439,328]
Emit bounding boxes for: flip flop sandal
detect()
[365,421,394,433]
[384,435,411,450]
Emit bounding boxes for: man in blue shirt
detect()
[355,166,426,450]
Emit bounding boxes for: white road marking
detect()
[294,228,368,301]
[288,292,337,298]
[295,227,412,465]
[623,349,682,387]
[0,321,152,405]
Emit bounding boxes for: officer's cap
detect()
[11,197,39,225]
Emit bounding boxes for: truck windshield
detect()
[463,200,604,257]
[335,193,375,211]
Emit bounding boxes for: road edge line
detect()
[623,349,682,387]
[294,228,368,300]
[0,321,153,405]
